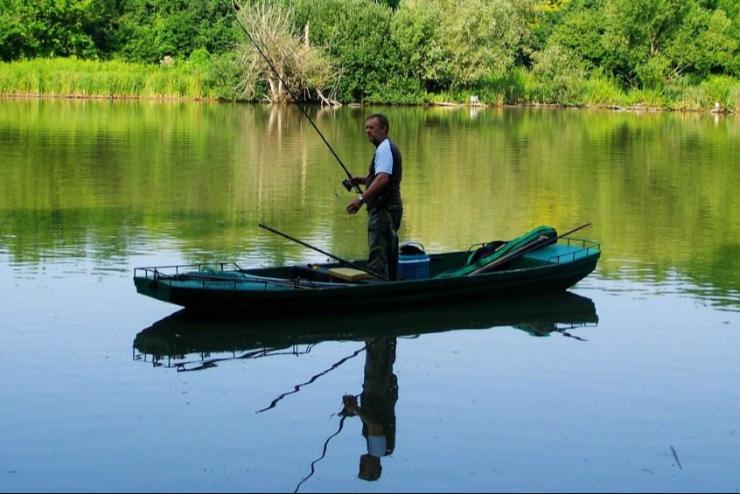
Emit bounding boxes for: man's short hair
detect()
[366,113,389,132]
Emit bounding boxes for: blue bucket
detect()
[398,242,430,280]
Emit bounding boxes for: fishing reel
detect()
[341,178,353,192]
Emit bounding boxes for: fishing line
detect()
[293,410,350,493]
[256,344,368,413]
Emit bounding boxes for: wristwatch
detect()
[358,195,365,204]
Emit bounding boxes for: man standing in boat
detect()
[345,114,403,281]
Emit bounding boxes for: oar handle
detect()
[469,223,593,276]
[556,222,592,240]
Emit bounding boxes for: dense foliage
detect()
[0,0,118,60]
[0,0,738,107]
[290,0,422,102]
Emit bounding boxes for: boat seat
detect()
[292,265,374,283]
[327,267,376,282]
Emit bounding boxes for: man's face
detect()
[365,118,387,145]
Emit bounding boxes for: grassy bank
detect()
[427,70,740,112]
[0,57,238,100]
[1,58,738,111]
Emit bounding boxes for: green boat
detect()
[133,291,598,369]
[133,225,601,312]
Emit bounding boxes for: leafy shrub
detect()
[289,0,414,102]
[530,44,586,104]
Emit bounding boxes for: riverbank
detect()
[0,58,223,100]
[1,58,738,112]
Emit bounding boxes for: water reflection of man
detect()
[342,337,398,481]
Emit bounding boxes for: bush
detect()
[0,0,117,60]
[581,76,627,106]
[289,0,416,103]
[690,75,740,111]
[114,0,238,63]
[530,44,586,104]
[201,52,241,101]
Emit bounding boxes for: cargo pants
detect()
[367,207,403,281]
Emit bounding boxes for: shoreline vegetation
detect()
[1,58,737,113]
[0,0,738,112]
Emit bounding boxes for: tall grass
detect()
[0,58,215,99]
[1,57,738,110]
[670,75,740,111]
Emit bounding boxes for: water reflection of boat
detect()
[133,291,598,368]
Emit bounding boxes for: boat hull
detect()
[134,251,600,313]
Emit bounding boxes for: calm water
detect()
[1,99,739,492]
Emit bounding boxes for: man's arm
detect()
[346,173,389,214]
[342,395,384,433]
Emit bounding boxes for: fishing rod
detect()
[259,223,390,281]
[222,0,362,194]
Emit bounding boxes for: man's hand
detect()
[342,176,365,192]
[346,196,363,215]
[342,394,359,416]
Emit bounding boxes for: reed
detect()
[580,77,627,106]
[0,58,214,99]
[1,57,737,110]
[676,76,740,111]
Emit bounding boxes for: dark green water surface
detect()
[1,99,739,492]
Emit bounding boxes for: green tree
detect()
[0,1,26,61]
[114,0,238,63]
[531,0,573,44]
[717,0,740,75]
[530,43,586,103]
[0,0,117,60]
[601,0,737,87]
[548,0,607,72]
[290,0,419,102]
[546,0,738,88]
[392,0,533,90]
[391,0,447,91]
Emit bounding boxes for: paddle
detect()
[258,223,390,281]
[468,222,592,276]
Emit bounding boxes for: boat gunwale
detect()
[133,238,601,291]
[132,240,601,310]
[134,250,601,295]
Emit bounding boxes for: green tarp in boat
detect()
[435,225,557,278]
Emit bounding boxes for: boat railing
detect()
[134,263,342,290]
[547,238,601,264]
[134,262,242,281]
[133,344,315,370]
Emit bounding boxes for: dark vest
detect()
[365,138,402,211]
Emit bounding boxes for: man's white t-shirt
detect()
[374,139,394,175]
[367,434,387,458]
